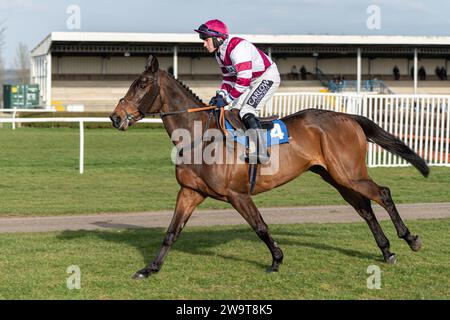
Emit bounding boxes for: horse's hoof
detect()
[266,267,279,273]
[385,254,397,264]
[132,270,150,280]
[266,262,281,273]
[410,235,422,252]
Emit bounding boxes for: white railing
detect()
[0,118,162,174]
[0,108,57,130]
[265,92,364,117]
[363,95,450,168]
[1,93,449,171]
[266,92,450,167]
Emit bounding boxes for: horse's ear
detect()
[145,55,159,73]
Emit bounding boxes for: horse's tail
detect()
[349,114,430,177]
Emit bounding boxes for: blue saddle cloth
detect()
[225,119,289,147]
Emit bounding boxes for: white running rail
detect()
[0,108,57,130]
[0,117,162,174]
[1,93,449,172]
[265,92,450,167]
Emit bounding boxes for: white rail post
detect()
[79,120,84,174]
[12,107,17,130]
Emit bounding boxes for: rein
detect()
[148,105,218,118]
[130,71,228,135]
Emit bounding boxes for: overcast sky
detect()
[1,0,449,68]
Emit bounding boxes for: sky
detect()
[1,0,450,68]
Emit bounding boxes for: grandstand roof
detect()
[32,32,450,57]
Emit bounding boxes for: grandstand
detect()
[31,32,450,111]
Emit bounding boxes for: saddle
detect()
[219,109,282,195]
[224,109,279,131]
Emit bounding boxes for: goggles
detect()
[195,24,224,40]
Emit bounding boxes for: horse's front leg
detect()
[228,191,284,272]
[132,188,205,279]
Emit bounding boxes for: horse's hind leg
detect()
[310,166,396,263]
[227,192,283,272]
[333,174,421,253]
[370,184,421,252]
[133,188,205,279]
[319,118,421,257]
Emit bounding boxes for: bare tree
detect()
[0,22,6,107]
[14,42,30,84]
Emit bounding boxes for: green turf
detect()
[0,127,449,216]
[0,218,448,299]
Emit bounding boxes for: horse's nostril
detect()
[110,115,122,128]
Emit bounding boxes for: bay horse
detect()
[110,55,429,279]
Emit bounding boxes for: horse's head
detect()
[110,55,161,131]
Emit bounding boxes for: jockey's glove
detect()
[209,95,218,106]
[215,95,229,108]
[210,90,233,107]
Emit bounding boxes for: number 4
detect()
[270,123,285,140]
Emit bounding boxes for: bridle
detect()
[120,71,161,123]
[136,72,161,117]
[119,70,226,135]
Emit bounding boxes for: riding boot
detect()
[241,113,270,164]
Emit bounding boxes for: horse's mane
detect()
[164,71,205,105]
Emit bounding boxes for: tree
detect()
[0,22,6,107]
[14,42,30,84]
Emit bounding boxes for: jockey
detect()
[194,19,281,164]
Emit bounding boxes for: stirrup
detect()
[240,149,270,164]
[258,152,271,164]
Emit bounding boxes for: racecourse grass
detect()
[0,127,449,216]
[0,218,449,299]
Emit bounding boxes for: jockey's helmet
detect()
[194,19,229,41]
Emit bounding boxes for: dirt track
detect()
[0,202,449,234]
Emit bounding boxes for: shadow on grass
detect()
[57,221,380,270]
